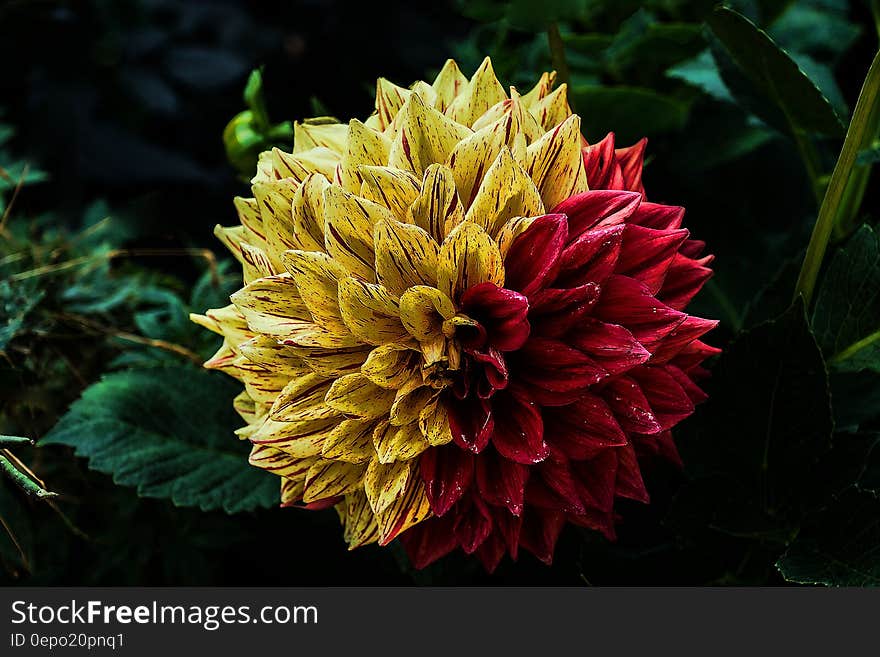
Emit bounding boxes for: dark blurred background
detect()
[0,0,877,585]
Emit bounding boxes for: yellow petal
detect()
[297,345,371,378]
[289,173,330,252]
[249,444,316,479]
[358,166,421,216]
[322,186,395,281]
[234,196,268,248]
[342,489,381,548]
[239,363,293,406]
[388,93,471,176]
[303,459,367,502]
[398,285,455,342]
[251,415,337,458]
[410,80,438,107]
[374,219,440,296]
[294,121,348,154]
[376,475,431,545]
[281,250,349,332]
[361,344,420,389]
[419,396,453,446]
[528,83,573,131]
[237,335,309,375]
[281,476,305,506]
[364,458,411,514]
[446,57,507,127]
[271,146,339,182]
[520,70,557,108]
[239,242,277,282]
[338,119,391,193]
[390,379,435,426]
[525,114,589,210]
[325,373,396,419]
[373,420,429,464]
[338,278,408,345]
[448,111,517,211]
[230,274,311,338]
[464,147,544,236]
[252,178,299,258]
[436,221,504,302]
[375,77,412,131]
[269,372,336,423]
[233,390,258,424]
[321,418,377,464]
[406,164,464,242]
[431,59,468,112]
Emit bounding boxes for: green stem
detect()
[0,435,33,447]
[794,49,880,306]
[0,455,56,500]
[547,22,572,90]
[830,329,880,365]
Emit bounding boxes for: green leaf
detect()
[569,85,690,142]
[42,366,278,513]
[812,225,880,372]
[676,300,832,540]
[0,279,44,351]
[707,6,844,136]
[777,487,880,586]
[667,49,734,102]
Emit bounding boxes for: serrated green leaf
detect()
[777,487,880,586]
[812,225,880,373]
[707,6,844,136]
[42,366,278,514]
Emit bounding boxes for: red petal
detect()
[569,508,616,541]
[400,515,458,569]
[570,449,619,513]
[582,132,625,190]
[470,346,509,398]
[475,447,529,515]
[593,275,686,350]
[460,282,530,352]
[490,387,549,464]
[544,392,627,460]
[475,532,507,572]
[529,283,601,339]
[616,225,689,295]
[536,448,586,513]
[630,366,695,430]
[601,375,662,435]
[420,445,474,516]
[615,138,647,195]
[453,495,493,554]
[552,190,642,242]
[615,442,649,503]
[517,337,608,393]
[556,224,625,288]
[567,319,650,375]
[659,254,713,310]
[670,339,721,372]
[629,201,684,231]
[666,364,709,405]
[503,213,568,297]
[649,315,719,363]
[519,508,566,564]
[447,395,494,453]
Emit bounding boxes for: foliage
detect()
[1,0,879,586]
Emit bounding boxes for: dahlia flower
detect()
[192,57,718,570]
